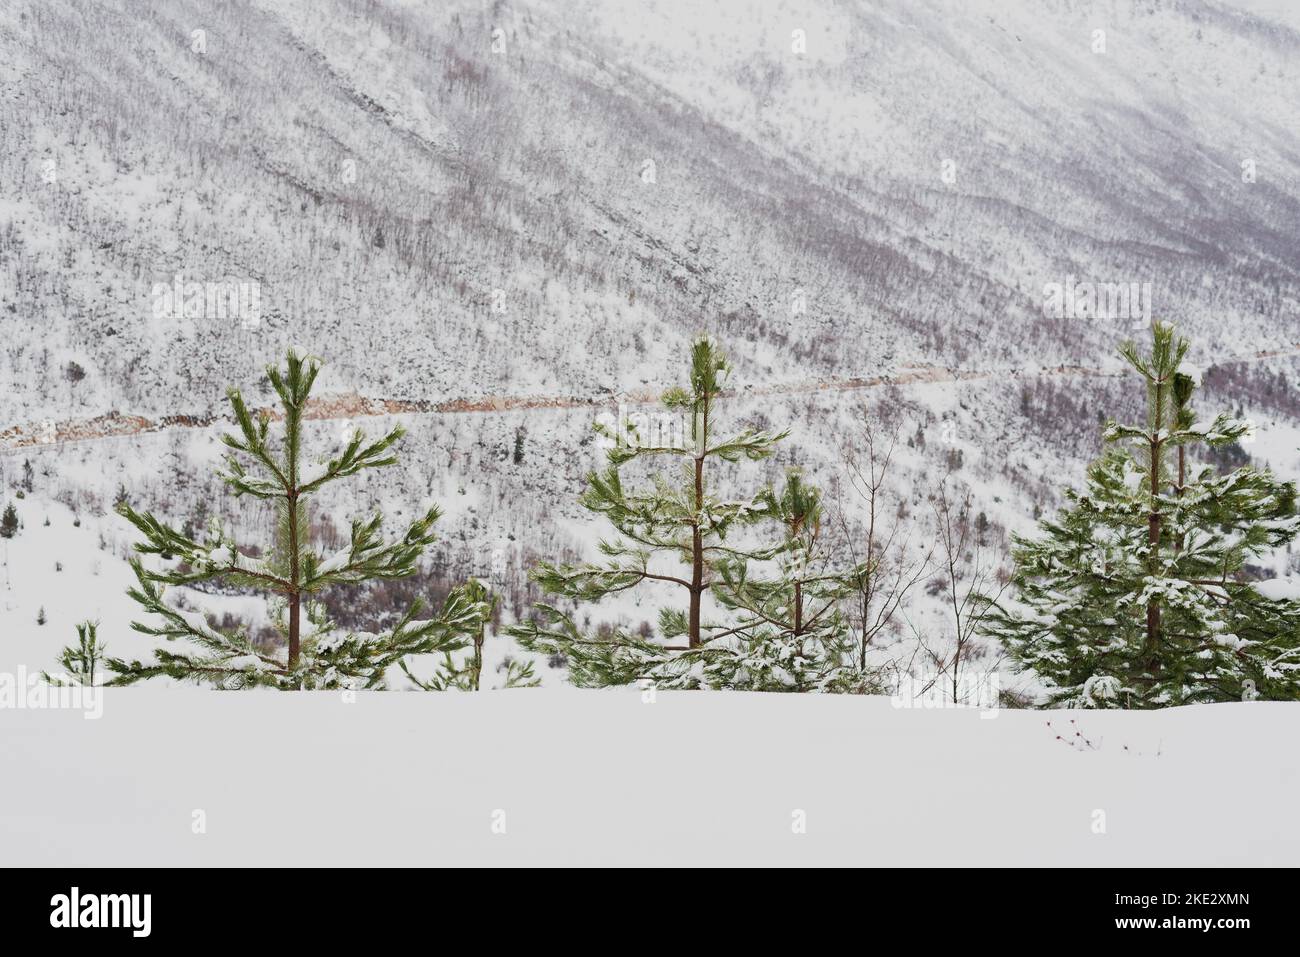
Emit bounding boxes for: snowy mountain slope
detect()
[2,0,1298,427]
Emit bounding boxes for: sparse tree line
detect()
[39,322,1300,706]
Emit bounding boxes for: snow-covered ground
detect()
[0,496,140,675]
[0,687,1294,866]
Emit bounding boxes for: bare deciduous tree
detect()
[923,476,1009,705]
[837,412,934,678]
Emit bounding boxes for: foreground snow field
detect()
[2,689,1295,867]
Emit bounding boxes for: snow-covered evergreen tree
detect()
[45,620,105,686]
[510,338,866,691]
[0,501,18,538]
[400,579,539,690]
[108,351,478,689]
[985,323,1300,707]
[708,471,868,691]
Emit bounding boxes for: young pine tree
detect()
[45,621,106,686]
[706,471,869,690]
[399,579,539,691]
[511,338,864,690]
[0,502,18,539]
[109,351,479,689]
[984,323,1300,707]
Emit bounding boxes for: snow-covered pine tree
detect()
[45,620,105,686]
[984,323,1300,707]
[1,501,18,538]
[108,351,478,689]
[511,338,865,690]
[703,471,869,690]
[399,579,539,690]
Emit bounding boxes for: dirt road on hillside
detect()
[3,344,1298,454]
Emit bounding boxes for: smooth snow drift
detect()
[2,688,1293,866]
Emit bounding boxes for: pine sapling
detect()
[108,350,475,689]
[0,502,19,539]
[399,580,539,691]
[984,323,1300,707]
[45,621,105,686]
[709,471,871,691]
[511,337,846,690]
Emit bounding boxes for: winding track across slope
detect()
[3,344,1299,455]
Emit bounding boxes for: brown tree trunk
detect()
[689,453,704,649]
[793,580,803,637]
[1145,390,1164,658]
[470,622,484,691]
[288,594,301,668]
[287,491,301,669]
[1175,445,1186,552]
[688,404,707,648]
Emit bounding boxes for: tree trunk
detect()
[688,404,707,648]
[689,455,704,648]
[287,491,301,669]
[470,623,484,691]
[288,593,300,668]
[1145,389,1164,658]
[1175,445,1186,551]
[859,600,868,671]
[793,580,803,637]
